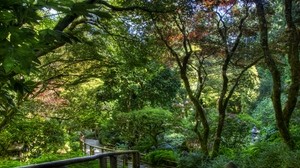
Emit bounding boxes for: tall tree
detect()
[149,0,262,157]
[254,0,300,149]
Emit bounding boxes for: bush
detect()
[113,107,173,151]
[177,151,209,168]
[237,142,300,168]
[144,150,178,166]
[0,118,66,158]
[0,159,23,168]
[27,151,85,164]
[207,155,233,168]
[0,151,86,167]
[28,152,98,168]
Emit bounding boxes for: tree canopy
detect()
[0,0,299,167]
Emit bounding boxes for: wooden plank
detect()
[109,155,117,168]
[132,152,140,168]
[99,157,107,168]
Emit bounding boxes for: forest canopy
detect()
[0,0,299,167]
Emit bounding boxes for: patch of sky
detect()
[42,7,59,20]
[121,15,149,41]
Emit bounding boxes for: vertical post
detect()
[90,146,94,155]
[99,157,107,168]
[132,152,140,168]
[123,154,128,167]
[80,141,83,152]
[84,143,87,154]
[109,155,118,168]
[80,133,84,152]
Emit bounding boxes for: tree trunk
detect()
[211,108,225,158]
[180,68,210,155]
[282,0,300,129]
[211,60,229,158]
[254,0,295,149]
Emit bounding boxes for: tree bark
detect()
[153,15,210,155]
[211,55,229,158]
[282,0,300,128]
[180,54,210,156]
[211,8,250,157]
[254,0,295,149]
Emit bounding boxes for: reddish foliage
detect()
[165,24,210,43]
[166,31,208,43]
[33,83,69,107]
[202,0,237,8]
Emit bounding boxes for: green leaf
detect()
[38,29,60,44]
[10,27,37,45]
[0,10,15,25]
[3,57,17,73]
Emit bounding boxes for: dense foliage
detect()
[0,0,299,167]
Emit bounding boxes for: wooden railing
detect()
[19,137,141,168]
[82,141,115,155]
[19,150,140,168]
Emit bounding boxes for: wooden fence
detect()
[20,140,140,168]
[19,151,140,168]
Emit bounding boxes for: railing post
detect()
[99,157,107,168]
[90,146,94,155]
[132,152,140,168]
[84,143,87,154]
[123,154,128,167]
[80,141,83,152]
[109,155,118,168]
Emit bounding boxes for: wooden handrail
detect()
[83,143,115,153]
[19,151,140,168]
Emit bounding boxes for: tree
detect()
[147,0,262,157]
[97,63,181,112]
[0,0,175,131]
[254,0,300,149]
[0,0,46,131]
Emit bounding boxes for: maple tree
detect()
[146,0,263,157]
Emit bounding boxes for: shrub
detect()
[27,151,85,164]
[237,142,300,168]
[0,118,66,158]
[0,159,22,168]
[113,107,173,151]
[207,155,233,168]
[177,151,209,168]
[144,150,178,166]
[0,151,86,167]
